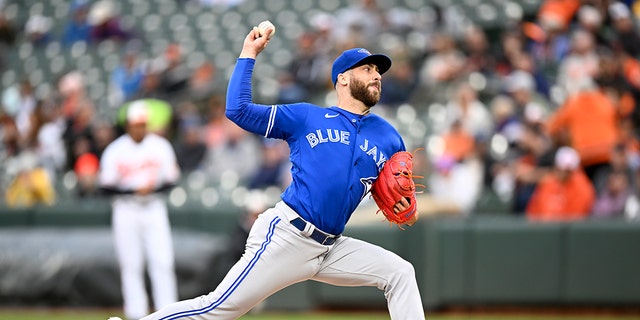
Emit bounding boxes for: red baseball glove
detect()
[370,151,422,226]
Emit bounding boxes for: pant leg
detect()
[143,204,178,311]
[312,236,425,320]
[141,207,328,320]
[113,206,149,320]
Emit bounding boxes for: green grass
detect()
[0,309,639,320]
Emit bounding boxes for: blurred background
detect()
[0,0,639,315]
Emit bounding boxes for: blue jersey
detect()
[226,58,406,235]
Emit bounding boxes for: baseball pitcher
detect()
[139,23,425,320]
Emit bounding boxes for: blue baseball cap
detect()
[331,48,392,85]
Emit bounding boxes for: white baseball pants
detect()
[113,201,178,320]
[141,201,425,320]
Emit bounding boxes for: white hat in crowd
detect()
[555,146,581,170]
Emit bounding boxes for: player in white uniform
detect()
[100,101,181,320]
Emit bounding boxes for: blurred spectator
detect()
[58,70,94,119]
[4,150,56,208]
[186,61,223,109]
[386,6,417,36]
[63,104,96,172]
[461,26,496,78]
[590,138,638,194]
[61,0,92,46]
[0,111,19,154]
[575,4,608,48]
[74,151,100,197]
[2,79,37,140]
[202,95,233,149]
[491,161,516,204]
[628,167,640,220]
[334,0,388,50]
[133,71,163,100]
[88,0,135,43]
[31,100,67,181]
[440,2,474,38]
[24,14,53,47]
[592,169,633,218]
[594,50,638,120]
[618,118,640,172]
[109,42,146,106]
[379,56,418,108]
[495,30,526,76]
[57,71,97,172]
[511,51,552,99]
[247,139,291,191]
[0,10,17,72]
[415,32,466,105]
[619,55,640,134]
[510,123,556,213]
[286,32,331,104]
[174,123,207,174]
[486,96,521,196]
[441,82,493,139]
[545,83,620,183]
[204,124,261,186]
[536,0,580,33]
[439,119,476,163]
[526,25,569,76]
[276,71,308,105]
[427,152,484,215]
[91,119,116,160]
[0,114,20,191]
[525,3,573,79]
[309,12,337,57]
[155,43,190,105]
[594,50,640,186]
[495,28,552,98]
[489,95,522,145]
[202,97,261,185]
[556,29,599,97]
[526,146,595,221]
[608,1,640,58]
[173,102,207,173]
[504,70,551,125]
[0,11,16,47]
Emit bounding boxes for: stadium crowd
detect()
[1,0,640,222]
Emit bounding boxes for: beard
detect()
[350,77,381,108]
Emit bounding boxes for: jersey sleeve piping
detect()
[265,105,277,137]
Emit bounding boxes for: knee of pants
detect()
[392,258,416,280]
[379,258,417,293]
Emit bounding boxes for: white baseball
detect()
[258,20,275,40]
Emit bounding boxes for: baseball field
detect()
[1,309,639,320]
